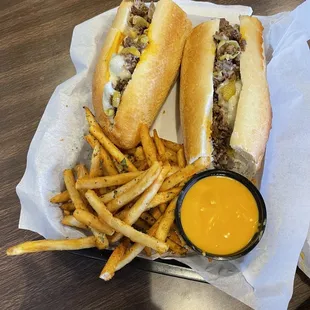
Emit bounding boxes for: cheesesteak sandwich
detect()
[180,17,272,179]
[93,0,192,149]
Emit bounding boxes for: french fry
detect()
[155,197,178,242]
[133,218,150,232]
[161,139,183,153]
[90,228,109,250]
[84,108,137,172]
[63,169,88,211]
[106,162,161,213]
[114,204,132,221]
[98,188,110,195]
[177,148,186,168]
[165,148,178,164]
[90,141,103,177]
[116,242,145,271]
[110,164,170,243]
[159,157,208,192]
[166,166,180,177]
[116,216,163,271]
[153,129,166,162]
[73,209,114,236]
[166,238,187,255]
[76,171,143,190]
[75,164,89,179]
[85,135,118,176]
[119,164,169,222]
[173,229,186,247]
[135,160,148,171]
[168,230,183,246]
[140,212,156,226]
[159,203,167,214]
[74,164,89,204]
[150,207,162,220]
[100,172,146,204]
[100,238,130,281]
[50,190,70,204]
[6,237,96,255]
[99,146,119,175]
[85,190,168,253]
[61,215,87,229]
[60,202,75,212]
[140,124,157,166]
[63,210,71,216]
[134,146,145,161]
[145,187,182,210]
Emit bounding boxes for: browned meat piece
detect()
[123,54,139,73]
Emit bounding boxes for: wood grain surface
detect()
[1,0,309,309]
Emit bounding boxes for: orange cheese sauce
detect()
[180,176,259,255]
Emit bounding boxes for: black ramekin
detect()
[175,169,267,260]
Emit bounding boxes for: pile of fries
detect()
[7,107,208,281]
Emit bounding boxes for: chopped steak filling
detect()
[211,18,246,168]
[104,0,154,119]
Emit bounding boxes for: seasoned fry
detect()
[84,108,137,172]
[76,171,142,190]
[123,164,169,222]
[166,166,180,177]
[90,228,109,250]
[90,141,103,177]
[166,238,187,255]
[140,124,157,166]
[74,164,89,205]
[106,162,161,213]
[165,148,178,164]
[150,207,162,220]
[177,148,186,168]
[85,190,168,253]
[168,230,183,246]
[116,216,163,271]
[140,212,156,226]
[75,164,89,179]
[113,164,170,242]
[134,146,145,161]
[101,173,146,204]
[116,243,145,271]
[133,218,150,232]
[159,157,208,192]
[146,187,182,210]
[63,210,71,216]
[100,239,130,281]
[153,129,166,162]
[135,160,148,171]
[173,229,186,247]
[84,134,97,148]
[62,215,87,229]
[159,203,167,214]
[99,146,119,175]
[60,202,75,212]
[50,190,70,204]
[114,204,132,221]
[155,197,178,242]
[98,188,110,195]
[161,139,183,152]
[6,237,96,255]
[63,169,88,211]
[73,209,114,236]
[85,134,118,176]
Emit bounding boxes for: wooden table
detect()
[1,0,309,309]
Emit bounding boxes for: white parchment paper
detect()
[16,1,310,309]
